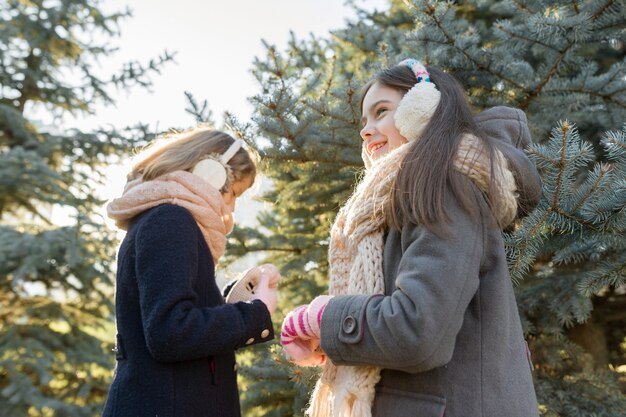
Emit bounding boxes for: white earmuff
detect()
[192,139,244,190]
[192,159,229,190]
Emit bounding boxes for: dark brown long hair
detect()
[360,65,499,236]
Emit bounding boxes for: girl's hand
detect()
[258,263,281,289]
[283,336,327,367]
[243,263,281,314]
[251,273,279,315]
[280,296,333,366]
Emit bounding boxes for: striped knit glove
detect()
[281,295,333,367]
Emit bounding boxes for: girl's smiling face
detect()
[360,82,408,160]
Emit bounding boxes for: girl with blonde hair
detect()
[103,127,280,417]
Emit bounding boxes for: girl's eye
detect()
[376,107,387,117]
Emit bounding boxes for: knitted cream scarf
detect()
[106,170,234,263]
[307,135,518,417]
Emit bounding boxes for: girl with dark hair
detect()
[280,60,542,417]
[103,127,280,417]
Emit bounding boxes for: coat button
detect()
[245,337,255,345]
[261,329,270,338]
[342,316,357,334]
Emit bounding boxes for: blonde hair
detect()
[129,127,256,191]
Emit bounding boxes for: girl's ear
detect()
[192,159,228,190]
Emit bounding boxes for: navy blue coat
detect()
[102,204,274,417]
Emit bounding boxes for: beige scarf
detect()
[106,170,234,263]
[307,135,517,417]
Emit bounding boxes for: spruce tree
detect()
[230,0,626,415]
[0,1,171,415]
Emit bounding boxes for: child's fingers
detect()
[284,338,326,367]
[282,337,322,365]
[294,352,326,367]
[259,264,281,287]
[282,339,311,361]
[255,273,275,290]
[260,263,279,276]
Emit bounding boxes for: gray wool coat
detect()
[320,107,542,417]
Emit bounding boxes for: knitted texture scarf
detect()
[307,135,517,417]
[106,170,234,263]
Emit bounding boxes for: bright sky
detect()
[70,0,388,131]
[54,0,388,242]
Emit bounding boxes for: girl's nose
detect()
[360,122,374,141]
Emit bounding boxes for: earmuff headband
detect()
[398,58,432,84]
[220,139,243,164]
[191,139,245,191]
[393,58,441,142]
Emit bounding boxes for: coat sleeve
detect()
[320,189,485,373]
[134,205,274,363]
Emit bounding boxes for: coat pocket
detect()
[373,387,446,417]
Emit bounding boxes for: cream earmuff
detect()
[192,139,243,191]
[393,59,441,142]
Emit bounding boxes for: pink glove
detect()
[281,295,332,366]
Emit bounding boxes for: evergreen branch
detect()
[513,123,609,280]
[346,81,359,128]
[571,0,580,15]
[553,123,570,210]
[604,66,626,90]
[16,48,40,114]
[265,99,296,143]
[317,138,359,152]
[521,45,572,110]
[593,21,626,31]
[12,196,53,226]
[543,123,603,230]
[302,96,358,126]
[183,91,214,124]
[571,164,610,213]
[262,151,361,167]
[545,88,626,109]
[495,26,560,52]
[511,0,532,14]
[321,55,337,100]
[526,148,559,166]
[510,208,550,277]
[592,0,616,20]
[552,206,600,230]
[260,59,315,147]
[604,135,626,151]
[420,1,525,91]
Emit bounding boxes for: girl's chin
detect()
[370,143,389,160]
